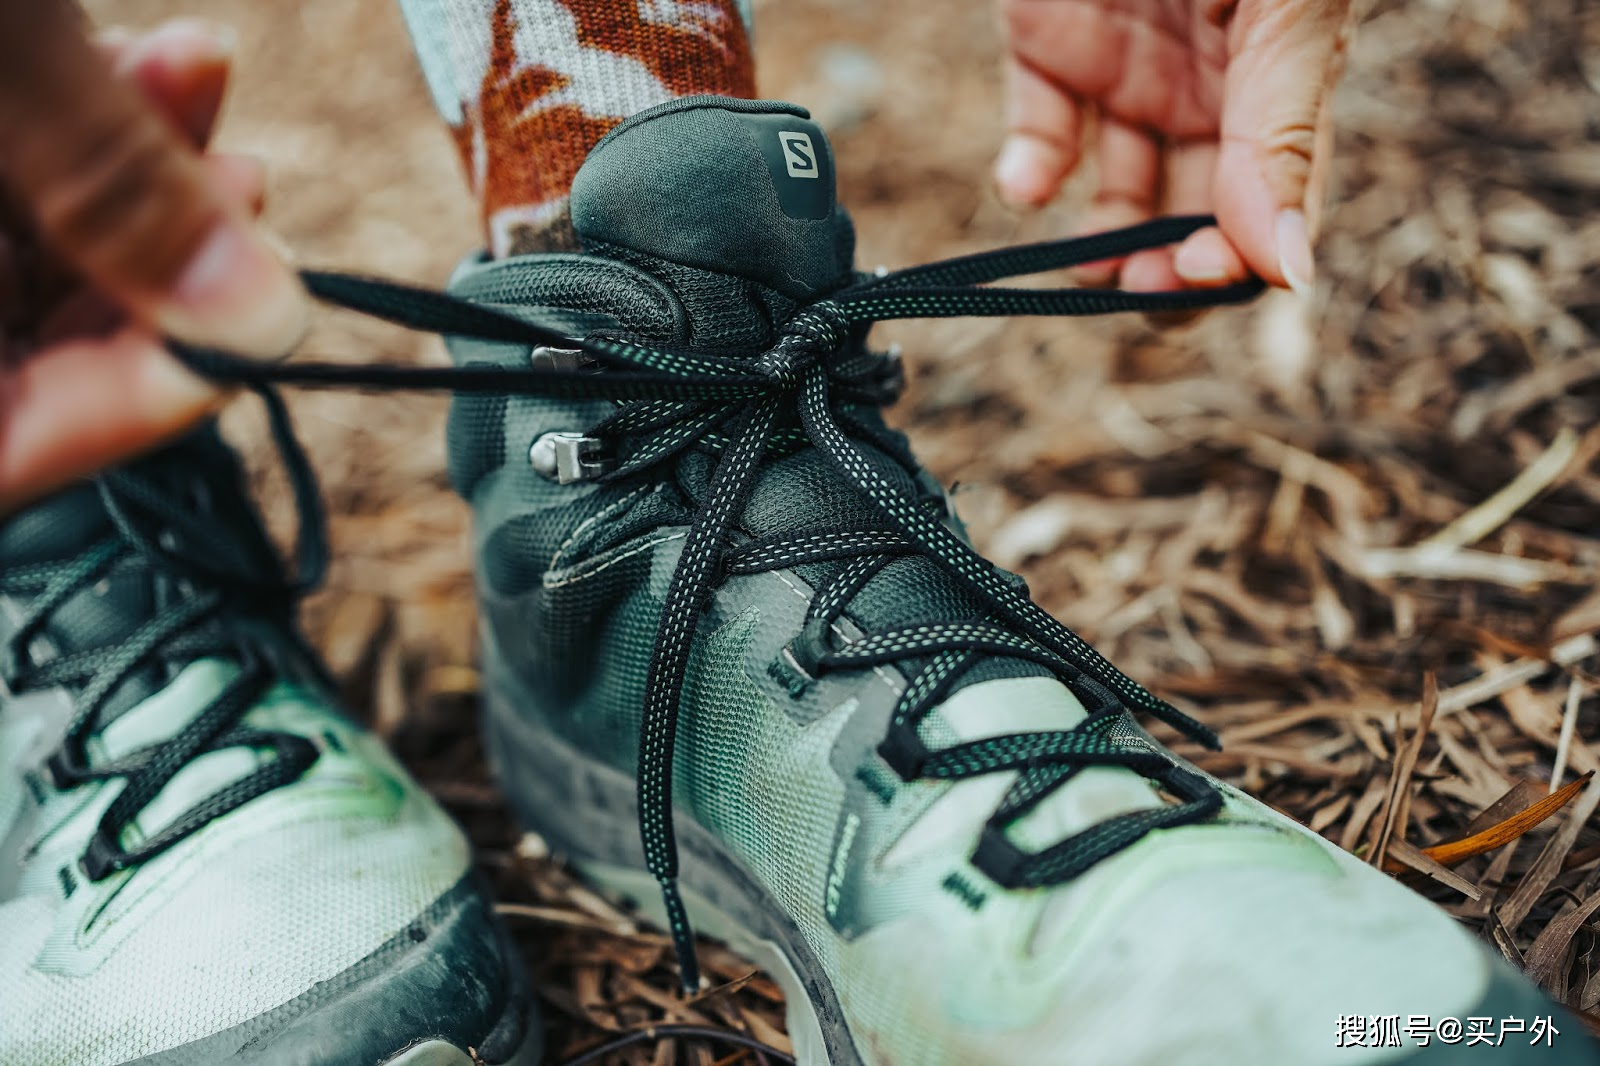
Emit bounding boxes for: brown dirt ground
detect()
[82,0,1600,1061]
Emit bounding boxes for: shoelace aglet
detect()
[659,875,702,995]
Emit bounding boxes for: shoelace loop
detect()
[167,214,1258,992]
[750,300,853,387]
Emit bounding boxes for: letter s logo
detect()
[779,131,819,179]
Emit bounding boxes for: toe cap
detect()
[128,875,538,1066]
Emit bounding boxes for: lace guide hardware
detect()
[1160,764,1217,804]
[79,825,129,881]
[877,726,931,781]
[529,345,592,372]
[529,432,616,483]
[775,645,816,694]
[971,822,1029,888]
[42,748,88,791]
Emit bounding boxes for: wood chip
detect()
[1388,772,1595,872]
[1386,838,1483,900]
[1372,675,1438,869]
[1419,428,1580,550]
[1524,890,1600,990]
[1499,778,1600,932]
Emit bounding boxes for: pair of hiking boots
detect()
[1,98,1592,1066]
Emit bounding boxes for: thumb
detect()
[1210,0,1352,293]
[0,2,305,358]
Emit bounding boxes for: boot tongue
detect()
[569,99,1048,697]
[570,96,853,302]
[0,487,154,663]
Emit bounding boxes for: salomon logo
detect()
[779,131,819,179]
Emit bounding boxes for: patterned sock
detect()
[397,0,756,258]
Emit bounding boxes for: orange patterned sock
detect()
[397,0,755,257]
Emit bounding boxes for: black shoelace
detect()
[170,214,1259,991]
[1,389,330,881]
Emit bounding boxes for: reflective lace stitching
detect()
[168,214,1258,990]
[0,389,327,881]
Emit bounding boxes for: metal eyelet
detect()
[529,432,615,483]
[529,345,591,371]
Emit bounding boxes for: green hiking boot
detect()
[163,96,1598,1065]
[0,419,538,1066]
[424,96,1599,1066]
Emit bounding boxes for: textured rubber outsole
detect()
[484,688,855,1066]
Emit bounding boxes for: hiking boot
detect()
[287,95,1590,1064]
[432,96,1600,1065]
[0,419,538,1066]
[426,96,1600,1065]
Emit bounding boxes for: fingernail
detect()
[994,138,1044,208]
[1173,239,1231,283]
[157,16,237,58]
[94,25,139,50]
[1275,209,1315,296]
[116,17,237,73]
[162,222,307,359]
[191,19,238,58]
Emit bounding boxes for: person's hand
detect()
[0,7,307,515]
[994,0,1353,293]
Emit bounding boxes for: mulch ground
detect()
[92,0,1600,1060]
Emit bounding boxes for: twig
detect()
[1381,772,1593,872]
[1553,675,1585,794]
[1436,633,1597,718]
[1419,427,1579,550]
[1372,674,1438,869]
[1498,776,1600,932]
[1386,838,1482,900]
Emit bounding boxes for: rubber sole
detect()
[483,688,861,1066]
[370,885,546,1066]
[382,1030,543,1066]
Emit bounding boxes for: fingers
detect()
[0,15,279,516]
[1074,117,1162,286]
[1210,0,1353,292]
[110,17,234,147]
[1166,139,1248,288]
[995,55,1084,208]
[207,153,268,216]
[1172,225,1246,286]
[27,154,268,348]
[0,327,219,515]
[0,3,305,357]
